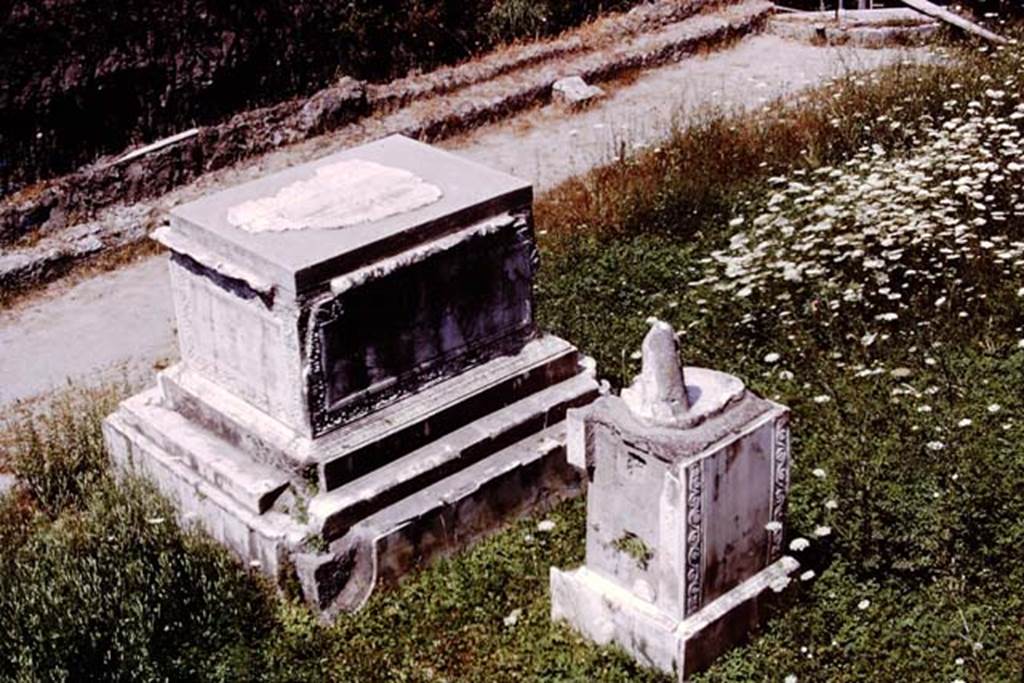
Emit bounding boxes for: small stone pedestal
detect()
[550,320,797,680]
[103,135,597,617]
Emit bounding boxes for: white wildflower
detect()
[814,525,832,538]
[764,352,781,364]
[857,599,871,610]
[812,468,827,479]
[789,537,811,552]
[537,519,556,533]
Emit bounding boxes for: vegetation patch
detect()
[612,532,654,570]
[0,388,277,680]
[536,35,1024,681]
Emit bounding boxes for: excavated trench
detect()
[0,0,768,295]
[1,0,645,197]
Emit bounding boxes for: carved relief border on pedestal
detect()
[303,216,539,438]
[305,296,347,437]
[684,460,704,617]
[768,412,791,563]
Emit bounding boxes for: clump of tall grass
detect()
[0,388,276,679]
[2,385,123,516]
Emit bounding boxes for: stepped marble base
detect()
[103,335,597,617]
[550,557,800,681]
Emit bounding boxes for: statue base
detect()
[551,557,799,681]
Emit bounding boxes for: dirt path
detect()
[447,35,924,188]
[0,35,929,408]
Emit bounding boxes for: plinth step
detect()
[307,421,581,614]
[316,334,587,490]
[159,334,588,481]
[118,390,293,515]
[310,372,597,540]
[103,408,308,583]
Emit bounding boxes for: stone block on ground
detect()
[552,76,606,109]
[0,473,16,497]
[769,8,940,47]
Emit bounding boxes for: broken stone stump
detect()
[103,134,598,618]
[551,76,606,110]
[0,473,16,498]
[551,319,797,681]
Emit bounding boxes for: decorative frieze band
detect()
[768,412,791,562]
[684,460,704,617]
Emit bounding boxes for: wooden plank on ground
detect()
[900,0,1006,44]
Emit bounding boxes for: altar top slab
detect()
[166,135,532,295]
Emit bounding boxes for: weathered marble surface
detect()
[551,556,798,679]
[165,134,532,294]
[227,159,442,233]
[158,136,539,438]
[621,318,690,426]
[304,210,537,437]
[105,136,599,616]
[553,319,796,680]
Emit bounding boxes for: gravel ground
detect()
[448,35,928,188]
[0,35,930,407]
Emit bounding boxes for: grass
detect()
[533,35,1024,680]
[0,387,276,681]
[3,34,1024,682]
[0,389,656,682]
[538,48,985,250]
